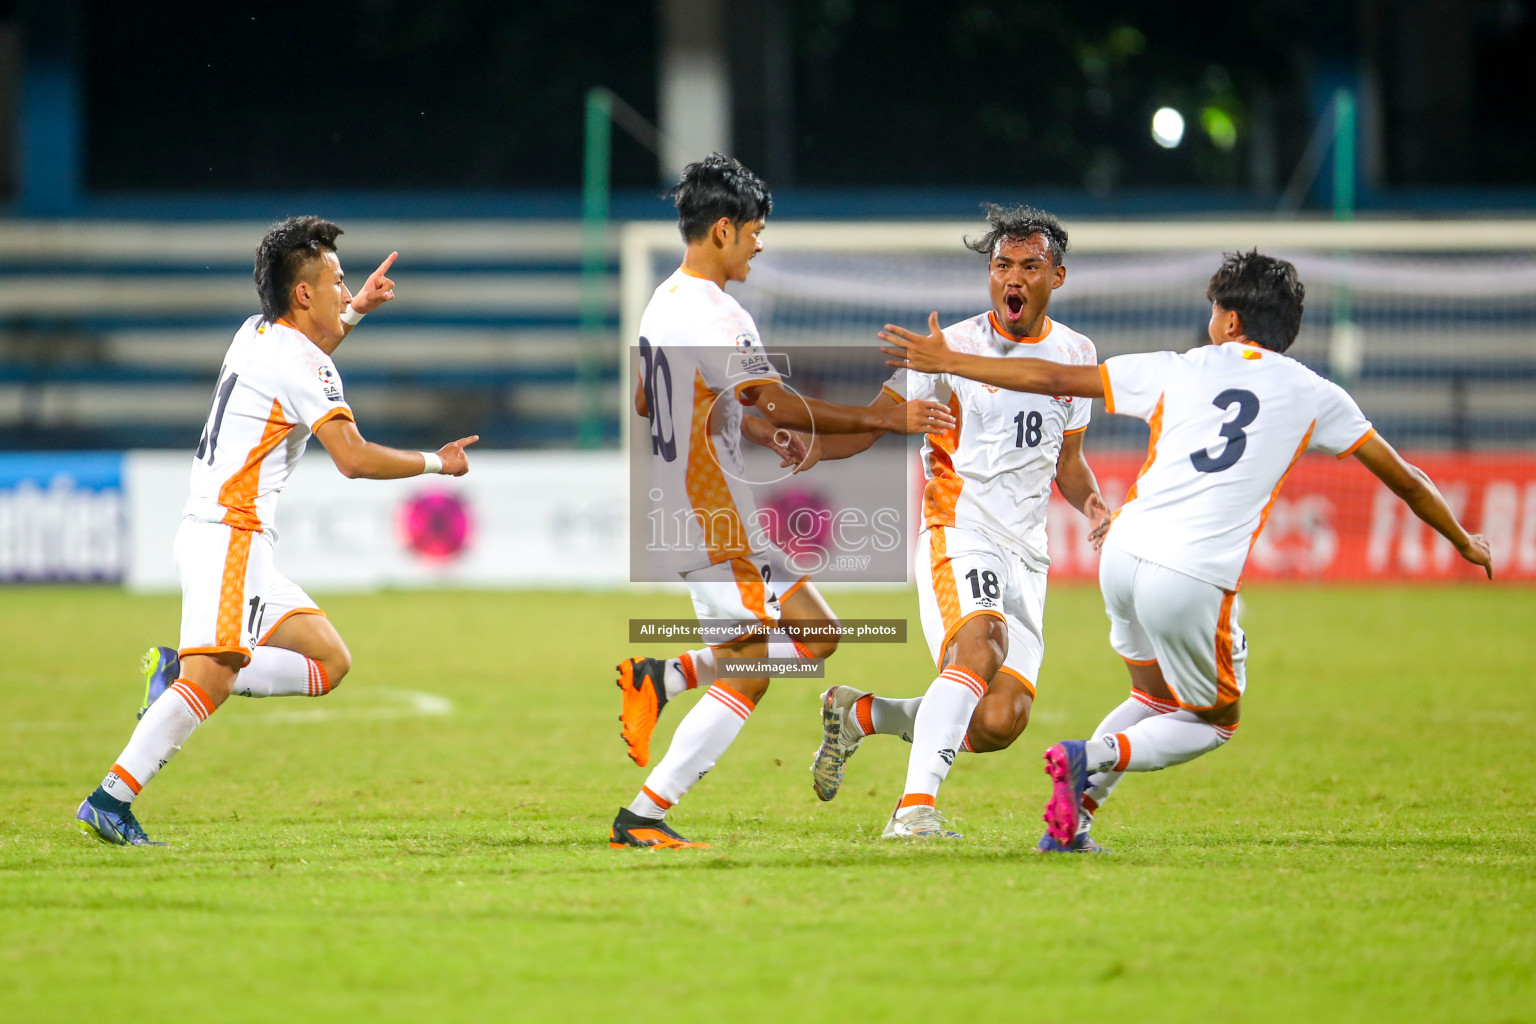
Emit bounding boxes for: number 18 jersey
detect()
[1100,341,1374,591]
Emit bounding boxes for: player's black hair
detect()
[1206,250,1306,353]
[964,203,1069,266]
[668,153,773,242]
[254,216,344,323]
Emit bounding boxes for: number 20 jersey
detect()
[636,267,783,574]
[183,315,356,535]
[885,312,1095,571]
[1100,340,1374,591]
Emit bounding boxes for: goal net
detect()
[620,219,1536,583]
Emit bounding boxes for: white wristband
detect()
[419,452,443,475]
[340,307,365,326]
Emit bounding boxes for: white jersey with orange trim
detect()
[1100,340,1374,591]
[183,315,355,536]
[885,312,1095,570]
[637,267,784,575]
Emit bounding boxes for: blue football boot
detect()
[75,794,167,847]
[1038,831,1108,853]
[139,645,179,719]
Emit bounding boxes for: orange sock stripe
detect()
[1130,690,1178,714]
[312,659,331,695]
[1082,794,1100,814]
[171,679,214,721]
[853,694,874,736]
[793,640,815,660]
[961,733,975,753]
[1112,733,1131,773]
[641,785,673,810]
[678,651,699,690]
[941,666,987,699]
[898,793,936,810]
[708,681,755,716]
[109,763,143,794]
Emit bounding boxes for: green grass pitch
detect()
[3,583,1533,1023]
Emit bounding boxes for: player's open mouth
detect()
[1006,293,1024,318]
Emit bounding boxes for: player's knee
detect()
[322,645,352,690]
[970,700,1026,750]
[799,634,838,661]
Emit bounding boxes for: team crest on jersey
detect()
[317,365,344,402]
[1051,395,1074,408]
[983,385,1000,393]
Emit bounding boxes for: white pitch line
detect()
[221,687,453,725]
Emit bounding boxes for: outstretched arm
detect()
[744,380,953,435]
[1353,433,1492,578]
[880,311,1104,398]
[315,417,479,479]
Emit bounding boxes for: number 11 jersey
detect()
[1100,340,1375,591]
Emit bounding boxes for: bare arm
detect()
[1353,433,1492,578]
[1054,430,1112,546]
[812,391,900,462]
[634,374,648,418]
[879,311,1105,398]
[744,380,953,435]
[315,417,479,479]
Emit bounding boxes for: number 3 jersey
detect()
[1100,340,1375,591]
[885,312,1095,570]
[637,267,784,574]
[184,315,356,535]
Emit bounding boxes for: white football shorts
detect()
[1099,544,1248,710]
[174,517,325,663]
[682,544,808,648]
[915,525,1046,695]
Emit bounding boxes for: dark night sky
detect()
[74,0,1536,194]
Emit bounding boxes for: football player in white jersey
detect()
[75,216,479,846]
[807,205,1112,840]
[881,249,1493,852]
[610,155,955,850]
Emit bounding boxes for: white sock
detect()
[633,681,756,814]
[98,678,214,804]
[664,647,715,699]
[1086,710,1234,775]
[1080,691,1176,829]
[896,666,986,816]
[233,646,332,698]
[869,695,921,740]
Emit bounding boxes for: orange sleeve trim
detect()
[310,406,355,432]
[1063,426,1088,436]
[1098,364,1116,415]
[255,607,327,647]
[1336,427,1377,459]
[880,385,905,404]
[1120,655,1159,666]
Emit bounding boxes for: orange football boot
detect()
[616,657,669,766]
[609,807,711,849]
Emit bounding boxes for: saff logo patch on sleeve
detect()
[318,365,344,402]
